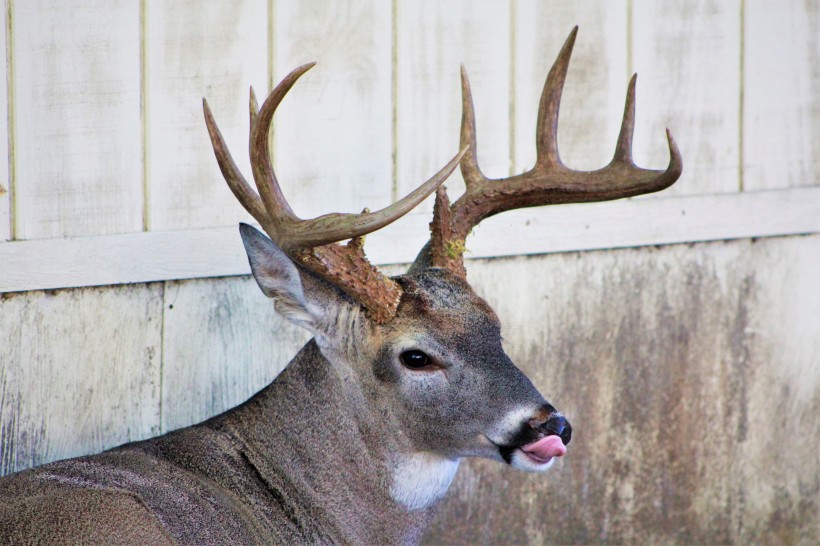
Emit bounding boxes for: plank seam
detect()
[140,0,150,231]
[267,0,276,175]
[738,0,745,192]
[391,0,398,202]
[509,0,516,176]
[158,281,165,433]
[626,0,633,78]
[267,0,275,93]
[5,0,13,240]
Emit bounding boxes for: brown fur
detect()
[1,341,437,544]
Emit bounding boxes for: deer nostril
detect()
[530,414,572,446]
[558,419,572,445]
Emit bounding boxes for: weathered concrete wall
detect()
[1,235,818,544]
[426,235,820,545]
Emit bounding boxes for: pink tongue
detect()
[521,435,567,459]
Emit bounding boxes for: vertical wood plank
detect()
[396,0,511,214]
[12,0,142,239]
[271,0,393,220]
[631,0,741,196]
[0,284,163,475]
[0,4,9,241]
[147,0,269,231]
[744,0,820,190]
[514,1,628,174]
[160,276,310,433]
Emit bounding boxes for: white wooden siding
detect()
[146,0,268,231]
[11,0,143,240]
[1,186,819,293]
[0,3,9,242]
[744,0,820,191]
[396,0,511,212]
[0,283,163,474]
[160,276,309,433]
[272,0,394,219]
[513,1,628,173]
[0,1,818,292]
[631,0,742,196]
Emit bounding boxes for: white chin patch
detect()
[509,449,557,473]
[390,452,460,511]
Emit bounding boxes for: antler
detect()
[421,27,683,277]
[204,63,466,323]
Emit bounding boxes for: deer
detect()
[0,28,680,544]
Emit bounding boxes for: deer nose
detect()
[529,413,572,446]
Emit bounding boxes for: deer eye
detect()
[400,350,431,370]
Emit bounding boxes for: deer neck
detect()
[219,340,452,543]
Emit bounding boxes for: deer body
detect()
[0,28,680,544]
[0,344,437,544]
[1,266,559,544]
[0,347,424,544]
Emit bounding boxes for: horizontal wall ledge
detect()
[1,187,819,293]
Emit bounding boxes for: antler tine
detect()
[535,25,577,169]
[202,98,270,228]
[250,63,315,230]
[457,25,575,198]
[459,65,487,189]
[612,74,637,164]
[609,74,682,189]
[249,86,259,127]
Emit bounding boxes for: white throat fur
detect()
[390,452,460,511]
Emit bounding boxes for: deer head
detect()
[203,27,681,510]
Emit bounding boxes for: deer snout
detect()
[528,411,572,446]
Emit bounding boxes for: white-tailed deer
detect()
[0,28,680,544]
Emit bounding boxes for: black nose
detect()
[530,413,572,446]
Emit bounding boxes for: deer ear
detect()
[240,223,317,331]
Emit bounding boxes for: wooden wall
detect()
[429,235,820,545]
[1,1,819,544]
[1,0,819,290]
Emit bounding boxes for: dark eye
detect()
[400,350,431,370]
